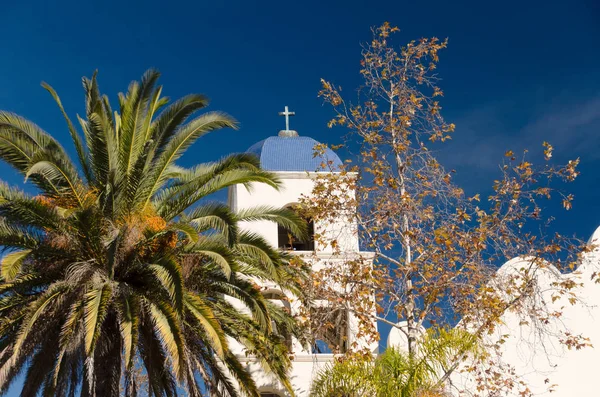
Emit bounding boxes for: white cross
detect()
[278,106,295,132]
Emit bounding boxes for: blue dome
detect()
[247,136,343,172]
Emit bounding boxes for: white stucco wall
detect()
[451,226,600,396]
[238,356,337,397]
[229,171,359,254]
[227,171,375,396]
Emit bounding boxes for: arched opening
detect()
[310,305,349,354]
[263,290,293,351]
[277,205,315,251]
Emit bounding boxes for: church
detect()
[225,107,600,397]
[226,107,377,396]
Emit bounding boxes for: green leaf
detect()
[53,300,84,389]
[141,111,238,210]
[25,155,84,207]
[148,94,209,152]
[41,82,92,183]
[0,249,31,281]
[0,284,67,384]
[187,239,233,279]
[147,300,185,381]
[236,205,308,240]
[117,294,139,370]
[185,202,238,245]
[119,69,160,177]
[157,169,280,220]
[149,256,184,313]
[169,222,199,244]
[83,284,112,355]
[184,293,227,358]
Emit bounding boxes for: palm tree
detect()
[310,328,481,397]
[0,70,310,397]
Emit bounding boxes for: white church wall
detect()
[229,173,315,248]
[239,355,337,397]
[230,171,359,254]
[227,169,376,396]
[450,226,600,396]
[387,321,426,351]
[385,227,600,396]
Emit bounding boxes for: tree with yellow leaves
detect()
[301,23,590,396]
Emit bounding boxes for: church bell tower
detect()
[227,107,377,397]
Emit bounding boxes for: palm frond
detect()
[83,284,112,355]
[184,292,227,358]
[235,231,284,281]
[0,112,65,195]
[26,149,85,207]
[212,276,271,333]
[148,94,209,152]
[146,298,186,381]
[0,219,44,252]
[55,299,84,386]
[137,313,177,397]
[116,293,139,371]
[0,70,309,397]
[0,249,31,281]
[0,272,44,295]
[80,72,118,190]
[311,329,481,397]
[142,84,165,141]
[167,221,200,244]
[93,313,122,396]
[20,325,62,397]
[0,112,64,156]
[78,113,110,189]
[156,168,280,220]
[0,283,68,385]
[185,238,235,279]
[170,153,263,187]
[118,69,160,178]
[41,81,92,183]
[184,202,238,246]
[0,182,64,230]
[148,255,184,313]
[236,205,308,240]
[140,111,238,210]
[310,357,376,397]
[214,301,293,395]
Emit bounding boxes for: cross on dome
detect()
[278,106,298,137]
[279,106,295,131]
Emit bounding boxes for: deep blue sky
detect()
[1,0,599,238]
[0,0,599,392]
